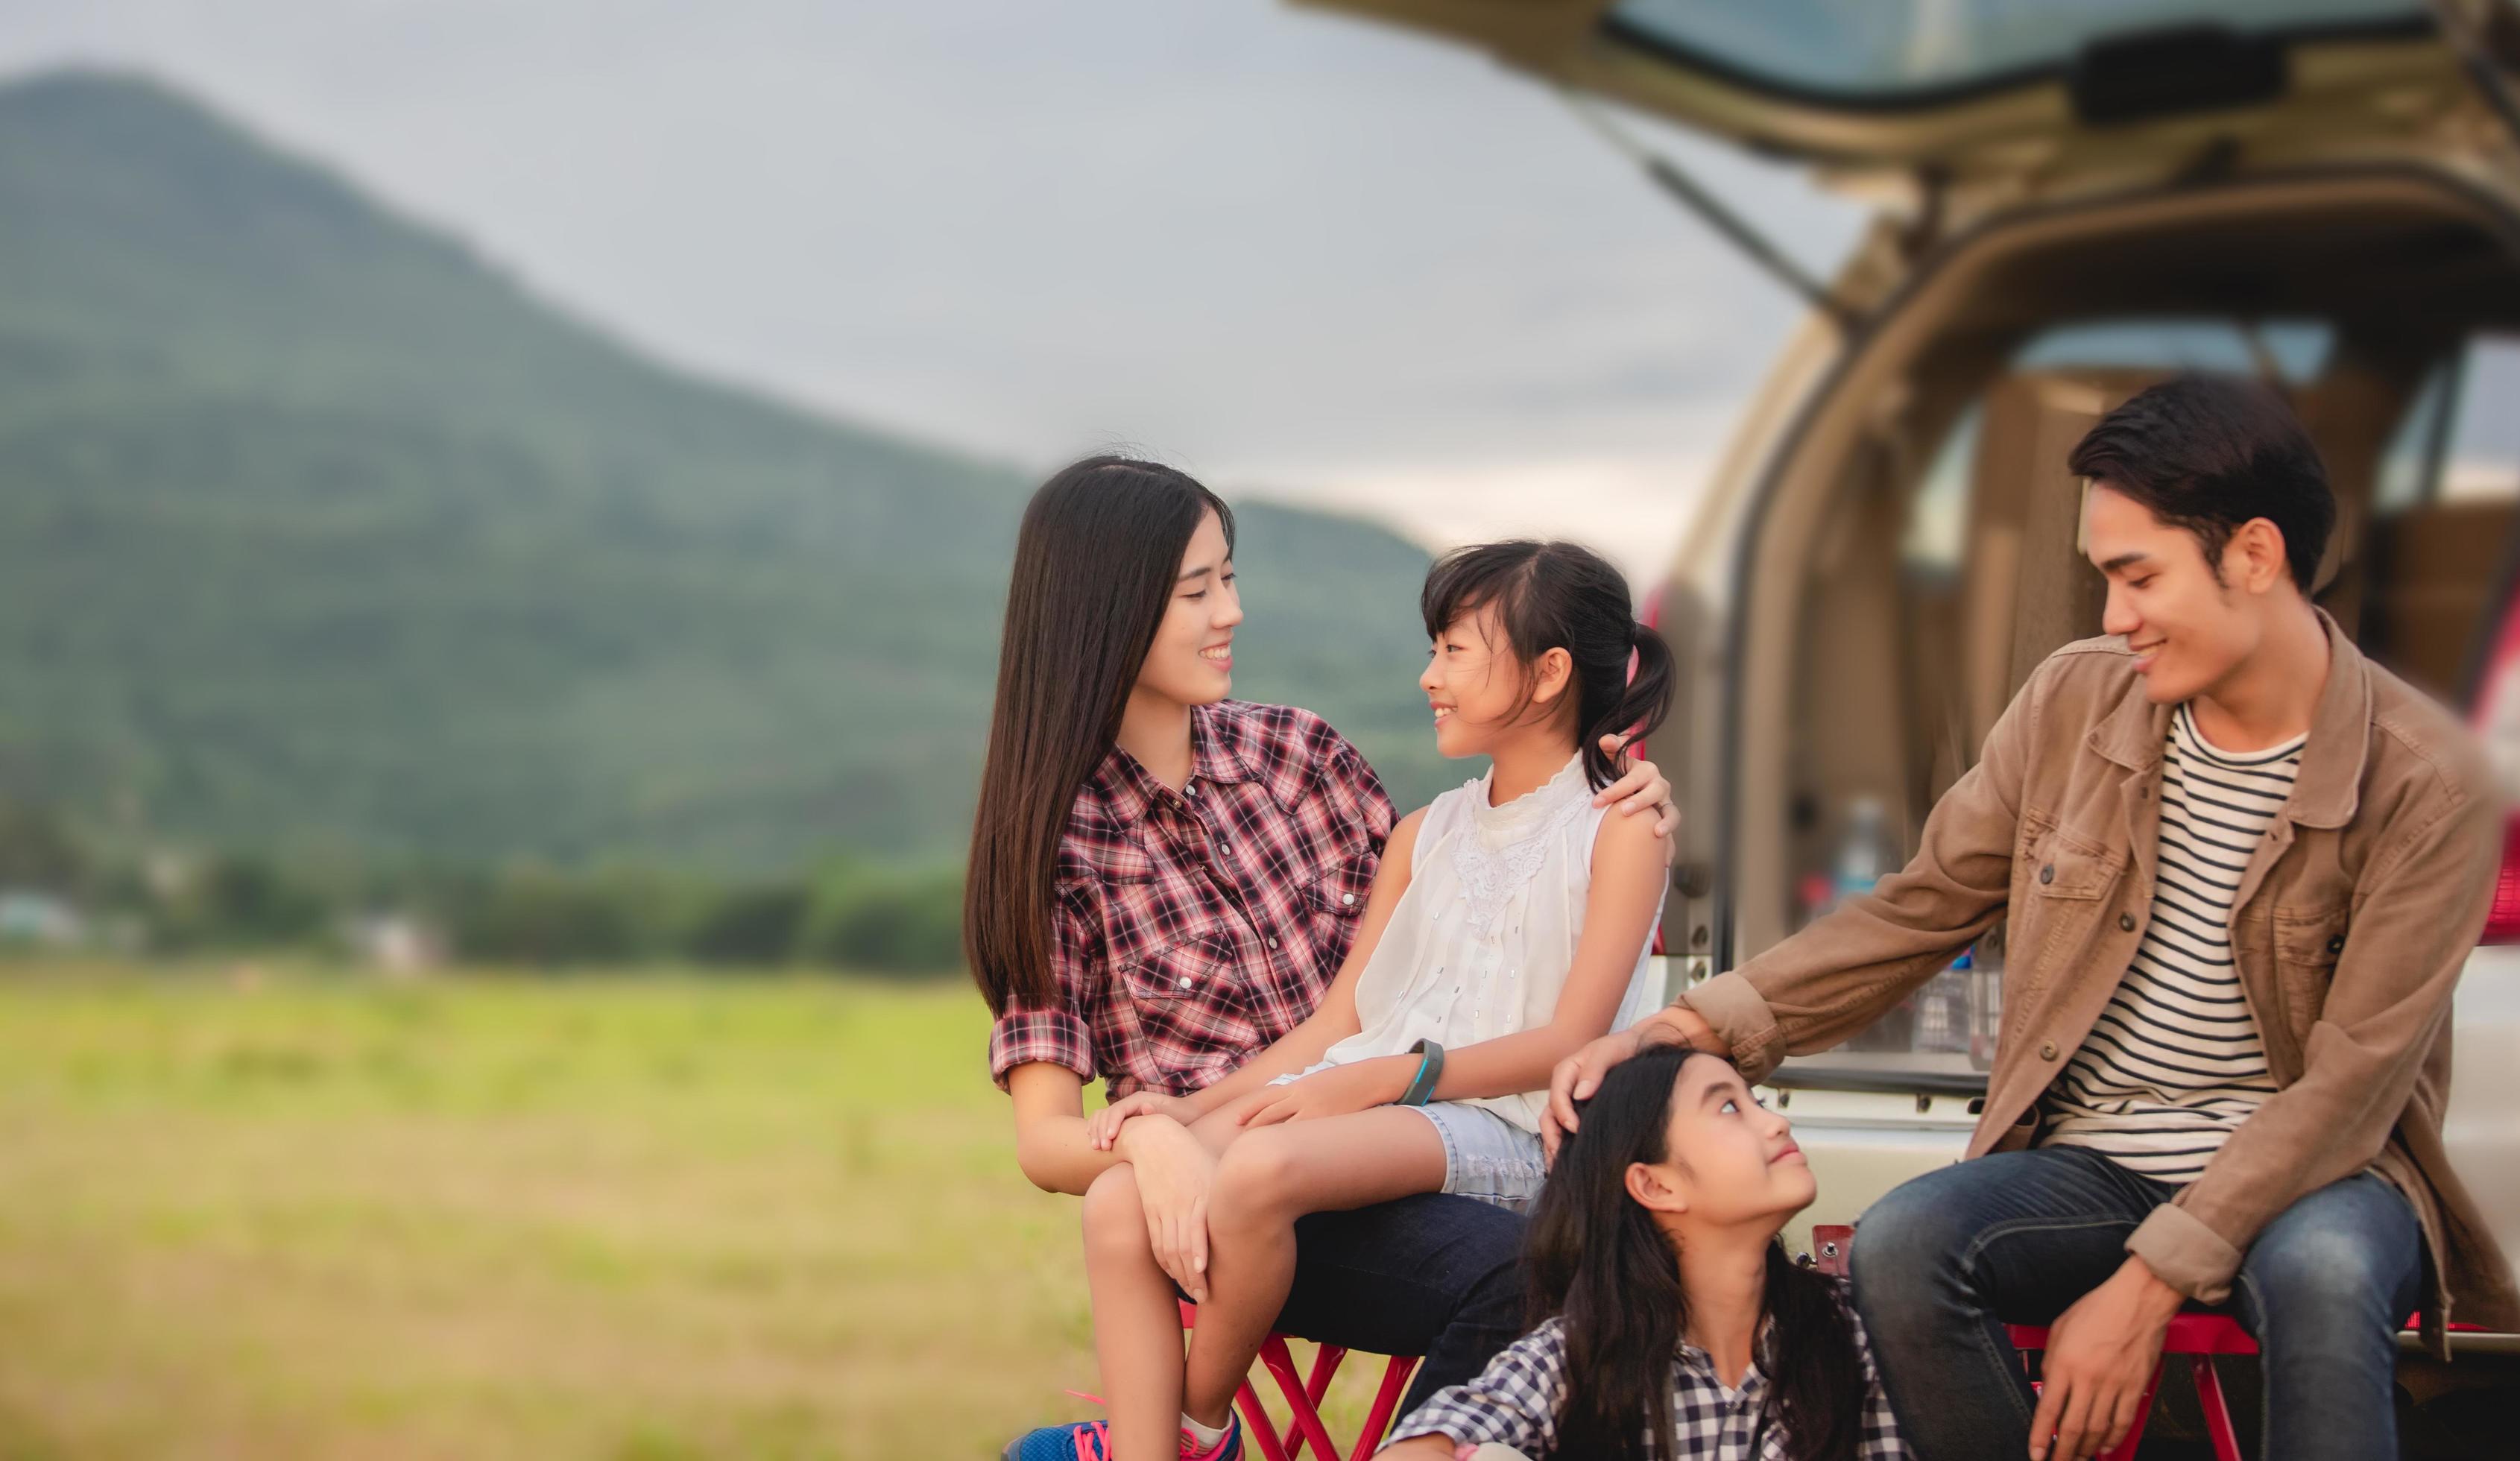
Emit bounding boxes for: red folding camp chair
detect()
[1179,1300,1420,1461]
[2008,1313,2256,1461]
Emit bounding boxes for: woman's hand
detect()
[1594,736,1679,839]
[1240,1058,1412,1127]
[1111,1114,1218,1301]
[1086,1091,1195,1149]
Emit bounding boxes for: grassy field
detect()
[0,962,1390,1460]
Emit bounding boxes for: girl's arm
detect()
[1423,804,1667,1105]
[1381,1323,1567,1458]
[1189,807,1424,1108]
[1087,810,1426,1145]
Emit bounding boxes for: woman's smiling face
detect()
[1132,508,1240,707]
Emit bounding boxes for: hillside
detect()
[0,69,1446,870]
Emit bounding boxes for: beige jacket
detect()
[1685,613,2519,1350]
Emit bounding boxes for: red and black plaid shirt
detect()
[989,701,1396,1099]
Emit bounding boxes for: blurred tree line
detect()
[0,792,962,974]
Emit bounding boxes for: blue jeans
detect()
[1850,1145,2421,1461]
[1278,1194,1526,1415]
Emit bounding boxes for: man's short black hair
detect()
[2067,374,2335,591]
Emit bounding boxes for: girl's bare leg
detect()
[1181,1107,1447,1427]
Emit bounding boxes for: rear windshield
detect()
[1602,0,2428,106]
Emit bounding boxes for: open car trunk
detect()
[1297,1,2484,221]
[1725,166,2520,1082]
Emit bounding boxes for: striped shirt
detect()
[2041,703,2302,1182]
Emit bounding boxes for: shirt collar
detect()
[1090,704,1258,829]
[2088,608,2368,829]
[1676,1319,1774,1397]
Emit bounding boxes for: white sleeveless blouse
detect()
[1315,754,1667,1133]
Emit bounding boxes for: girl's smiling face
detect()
[1628,1057,1814,1227]
[1418,602,1569,760]
[1133,508,1241,707]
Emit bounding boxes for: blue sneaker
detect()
[1000,1413,1240,1461]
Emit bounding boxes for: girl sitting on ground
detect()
[1017,539,1676,1461]
[1381,1041,1907,1460]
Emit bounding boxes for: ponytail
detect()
[1588,616,1676,786]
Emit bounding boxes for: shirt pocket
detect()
[2012,815,2124,980]
[1301,851,1379,980]
[1120,929,1260,1082]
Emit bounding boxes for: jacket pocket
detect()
[2270,903,2349,1038]
[2012,817,2125,979]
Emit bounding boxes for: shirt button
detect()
[2039,865,2055,885]
[1342,893,1356,906]
[2040,1041,2059,1061]
[1185,781,1198,796]
[1176,976,1193,989]
[2118,913,2136,933]
[1268,938,1280,950]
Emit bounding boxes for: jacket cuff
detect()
[1679,972,1783,1081]
[2126,1202,2242,1304]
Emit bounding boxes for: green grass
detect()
[0,965,1051,1458]
[0,962,1397,1459]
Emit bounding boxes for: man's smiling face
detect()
[2082,482,2267,707]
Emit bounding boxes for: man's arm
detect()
[1548,661,2044,1150]
[1678,659,2041,1080]
[2126,783,2498,1303]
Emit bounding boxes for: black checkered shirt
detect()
[1388,1306,1907,1460]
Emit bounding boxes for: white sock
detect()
[1181,1413,1229,1450]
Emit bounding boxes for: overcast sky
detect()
[0,0,1866,578]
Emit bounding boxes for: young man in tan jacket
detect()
[1547,376,2517,1461]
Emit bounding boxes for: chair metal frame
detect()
[2006,1313,2256,1461]
[1179,1300,1420,1461]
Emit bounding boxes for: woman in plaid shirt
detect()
[1383,1041,1907,1461]
[968,459,1676,1461]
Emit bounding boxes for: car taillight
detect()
[2469,592,2520,943]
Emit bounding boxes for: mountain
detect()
[0,69,1447,870]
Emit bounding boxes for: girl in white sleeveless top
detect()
[1083,540,1676,1461]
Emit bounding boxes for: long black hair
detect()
[964,456,1233,1015]
[1525,1041,1866,1461]
[1419,540,1674,789]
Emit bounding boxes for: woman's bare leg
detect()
[1181,1107,1447,1427]
[1074,1108,1257,1456]
[1081,1163,1191,1457]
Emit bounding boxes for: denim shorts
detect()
[1269,1061,1548,1211]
